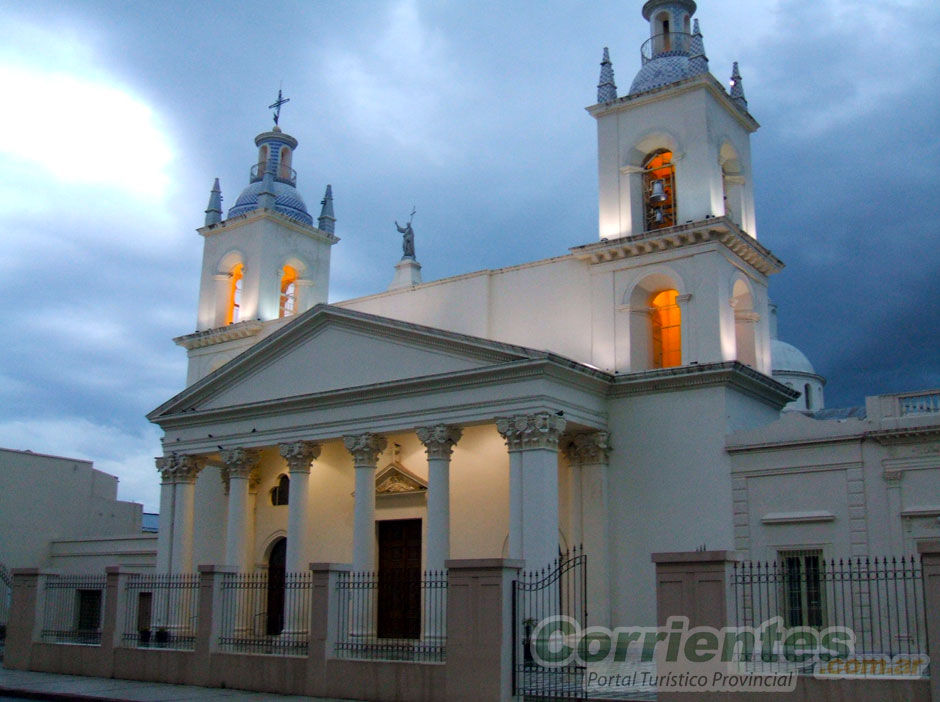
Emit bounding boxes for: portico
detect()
[149,305,612,584]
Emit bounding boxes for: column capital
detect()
[278,440,321,474]
[343,433,387,466]
[496,413,567,451]
[562,431,612,464]
[416,424,463,460]
[220,448,261,494]
[155,452,205,483]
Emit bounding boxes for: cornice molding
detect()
[586,73,760,132]
[570,216,783,276]
[198,207,339,246]
[174,320,265,350]
[611,361,796,406]
[869,426,940,445]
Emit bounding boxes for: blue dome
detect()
[630,54,695,95]
[227,180,313,225]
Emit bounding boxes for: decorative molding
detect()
[343,433,387,466]
[219,448,261,493]
[155,452,205,484]
[415,424,463,460]
[870,427,940,445]
[900,506,940,519]
[569,216,781,275]
[761,511,835,525]
[174,320,265,350]
[278,440,321,474]
[882,470,903,485]
[375,463,428,496]
[562,431,612,464]
[496,413,567,451]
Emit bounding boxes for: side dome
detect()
[771,339,815,375]
[227,180,313,225]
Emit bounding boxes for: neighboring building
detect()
[0,448,156,574]
[145,0,940,631]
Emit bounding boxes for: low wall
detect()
[4,560,519,702]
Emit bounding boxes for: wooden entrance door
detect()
[266,537,286,635]
[377,518,422,639]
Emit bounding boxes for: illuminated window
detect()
[279,265,297,318]
[225,263,244,325]
[270,474,289,506]
[650,289,681,368]
[278,147,292,180]
[643,150,676,231]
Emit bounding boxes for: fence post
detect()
[918,540,940,702]
[651,550,742,629]
[194,565,233,686]
[3,569,44,670]
[307,563,349,697]
[96,567,121,676]
[445,558,523,702]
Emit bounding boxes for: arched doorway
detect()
[266,537,286,636]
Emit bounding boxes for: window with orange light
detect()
[643,150,676,231]
[279,265,297,318]
[225,263,244,325]
[650,289,681,368]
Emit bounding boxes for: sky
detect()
[0,0,937,512]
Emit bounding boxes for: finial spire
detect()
[688,19,709,75]
[269,88,290,126]
[730,62,748,110]
[204,178,222,226]
[318,184,336,234]
[597,47,618,103]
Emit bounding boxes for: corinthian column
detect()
[154,453,205,574]
[416,425,462,573]
[563,431,612,626]
[278,441,321,574]
[343,433,387,572]
[497,413,566,572]
[154,456,176,574]
[221,448,260,572]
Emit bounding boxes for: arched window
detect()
[643,150,677,231]
[650,289,681,368]
[225,263,244,325]
[804,384,813,410]
[278,147,292,180]
[257,145,269,176]
[270,474,290,506]
[279,265,297,318]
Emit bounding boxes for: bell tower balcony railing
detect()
[249,163,297,187]
[641,32,693,64]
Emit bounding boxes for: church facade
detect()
[147,0,940,630]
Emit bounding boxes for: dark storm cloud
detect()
[0,0,937,509]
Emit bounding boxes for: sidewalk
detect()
[0,668,359,702]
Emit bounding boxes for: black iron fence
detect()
[40,574,107,645]
[733,555,927,670]
[121,573,199,650]
[513,546,587,700]
[334,569,447,662]
[218,571,313,655]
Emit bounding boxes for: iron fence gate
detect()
[513,546,587,700]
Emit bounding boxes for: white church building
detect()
[146,0,940,632]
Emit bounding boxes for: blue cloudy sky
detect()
[0,0,937,511]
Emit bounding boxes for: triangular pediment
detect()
[375,462,427,496]
[151,305,541,418]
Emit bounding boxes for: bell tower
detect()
[590,0,758,240]
[176,114,339,386]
